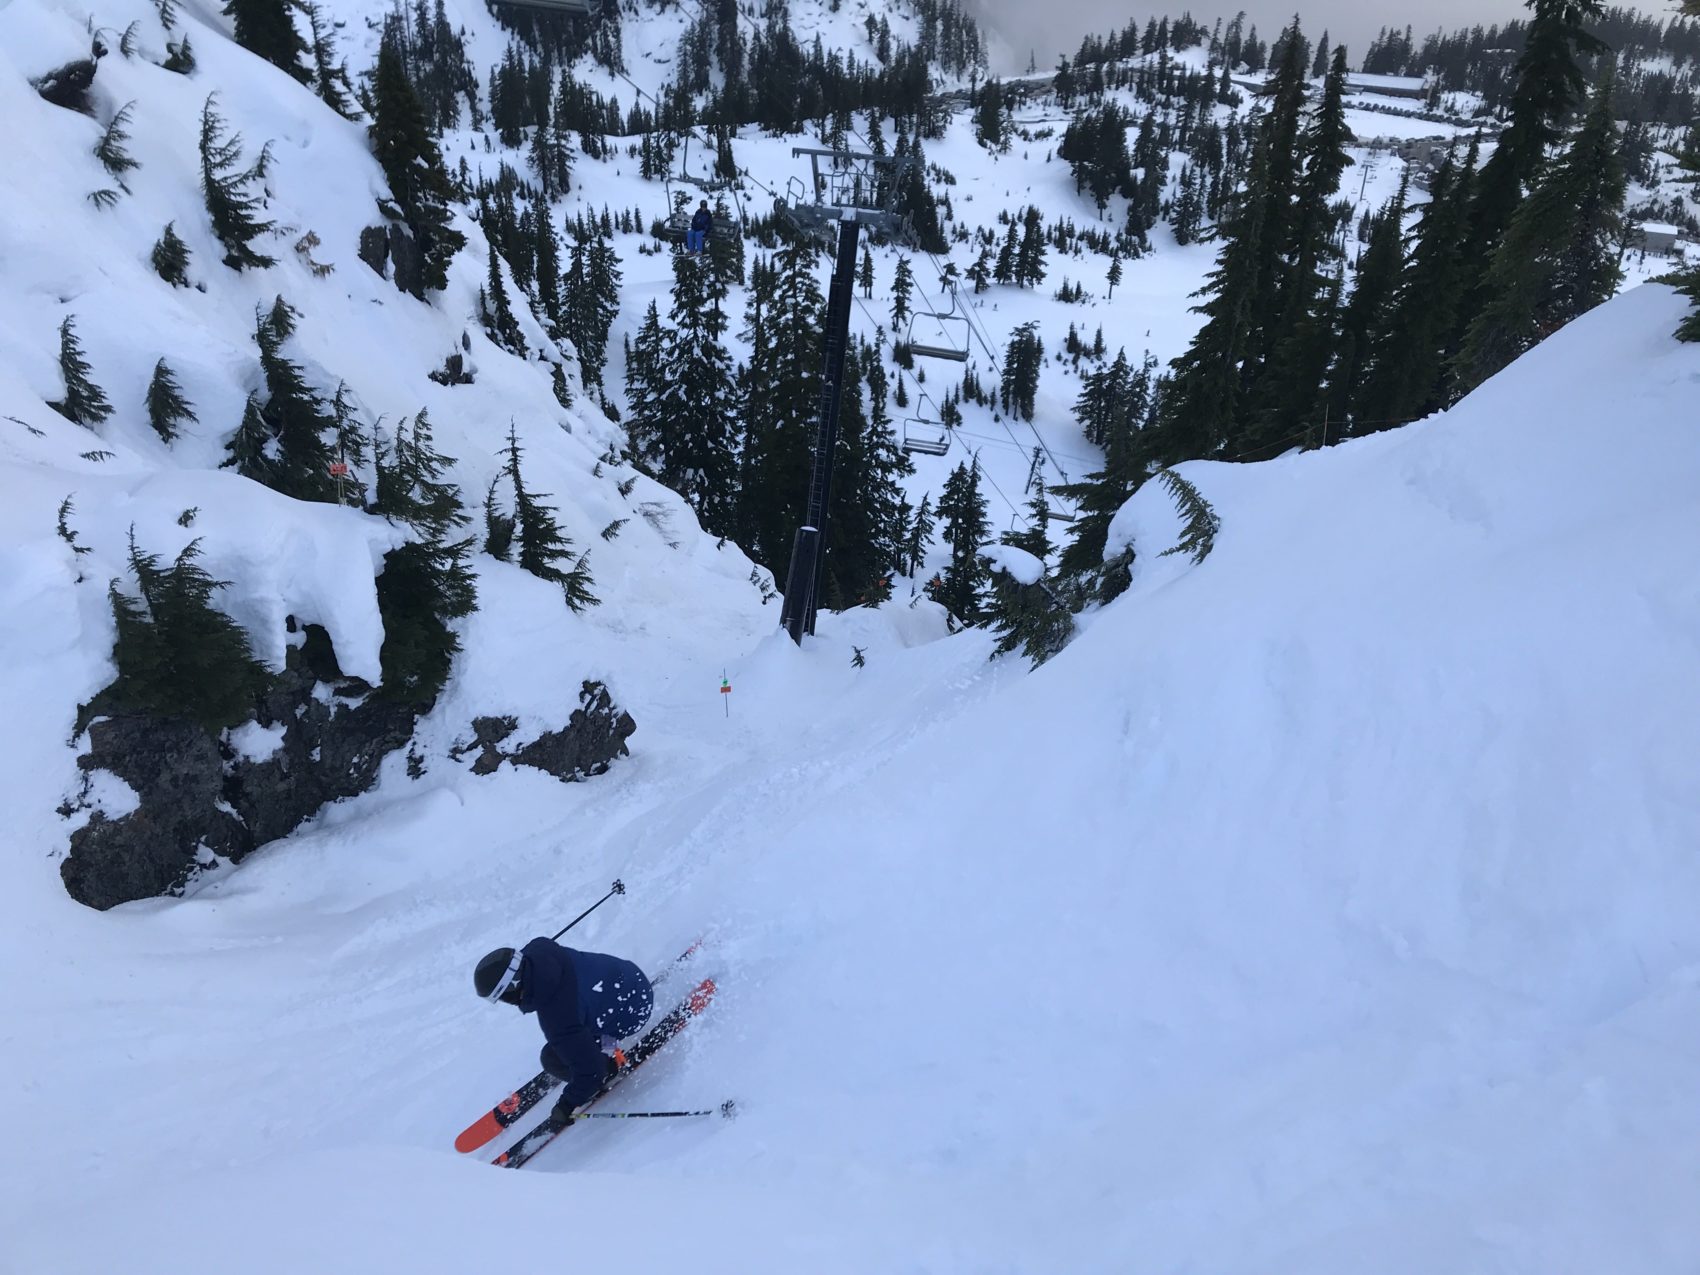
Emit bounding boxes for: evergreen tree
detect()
[239,297,339,501]
[371,411,477,705]
[974,76,1007,150]
[151,222,192,287]
[1240,45,1355,451]
[305,3,357,119]
[481,246,527,355]
[501,423,596,609]
[483,478,515,561]
[657,250,741,537]
[1015,206,1047,287]
[1456,65,1625,392]
[49,316,113,427]
[1352,144,1479,430]
[934,458,990,622]
[328,381,370,505]
[1056,353,1156,580]
[623,301,670,469]
[1000,322,1042,421]
[983,555,1073,667]
[223,0,310,84]
[1106,252,1123,299]
[145,358,196,444]
[903,492,935,576]
[891,255,915,334]
[564,228,623,387]
[370,23,465,295]
[737,242,823,575]
[1454,0,1608,358]
[858,246,875,299]
[94,101,140,190]
[101,533,272,733]
[199,94,275,271]
[1323,182,1405,427]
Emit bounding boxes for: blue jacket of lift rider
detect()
[518,937,653,1109]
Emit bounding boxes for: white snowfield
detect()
[2,0,1700,1264]
[5,275,1699,1269]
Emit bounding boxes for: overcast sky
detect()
[969,0,1535,72]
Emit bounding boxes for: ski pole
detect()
[551,879,625,941]
[576,1101,736,1121]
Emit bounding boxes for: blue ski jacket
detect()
[518,938,653,1109]
[691,208,714,233]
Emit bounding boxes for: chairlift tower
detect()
[778,147,912,645]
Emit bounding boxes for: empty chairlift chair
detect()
[904,290,970,363]
[901,414,951,457]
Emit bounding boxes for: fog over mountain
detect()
[971,0,1534,71]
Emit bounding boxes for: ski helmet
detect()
[474,947,523,1003]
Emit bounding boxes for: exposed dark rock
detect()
[224,658,416,845]
[452,683,635,782]
[356,217,422,299]
[515,683,637,781]
[62,624,413,911]
[34,51,101,114]
[61,715,247,911]
[61,637,637,911]
[427,352,474,386]
[357,225,390,278]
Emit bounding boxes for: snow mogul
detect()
[474,939,654,1124]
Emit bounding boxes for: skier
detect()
[475,938,655,1125]
[686,200,713,254]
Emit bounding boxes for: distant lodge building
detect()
[1231,71,1432,104]
[1635,223,1682,256]
[1344,73,1428,100]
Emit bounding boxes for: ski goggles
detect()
[485,949,524,1003]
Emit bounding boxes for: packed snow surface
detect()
[5,282,1700,1271]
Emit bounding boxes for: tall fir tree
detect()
[934,457,991,622]
[500,423,596,610]
[657,251,741,537]
[370,22,465,295]
[623,301,670,469]
[1056,353,1156,581]
[1323,181,1406,427]
[199,94,275,271]
[1452,0,1608,365]
[1455,64,1625,392]
[223,0,310,84]
[304,3,357,118]
[371,410,477,705]
[737,241,823,576]
[1352,143,1479,430]
[239,297,339,501]
[145,358,196,444]
[49,316,113,427]
[151,222,192,287]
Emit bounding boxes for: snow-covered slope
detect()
[7,280,1698,1271]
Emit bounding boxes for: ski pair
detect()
[493,975,717,1169]
[453,941,703,1155]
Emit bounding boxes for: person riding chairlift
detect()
[686,200,713,255]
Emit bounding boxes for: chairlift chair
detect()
[905,288,970,363]
[901,415,951,457]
